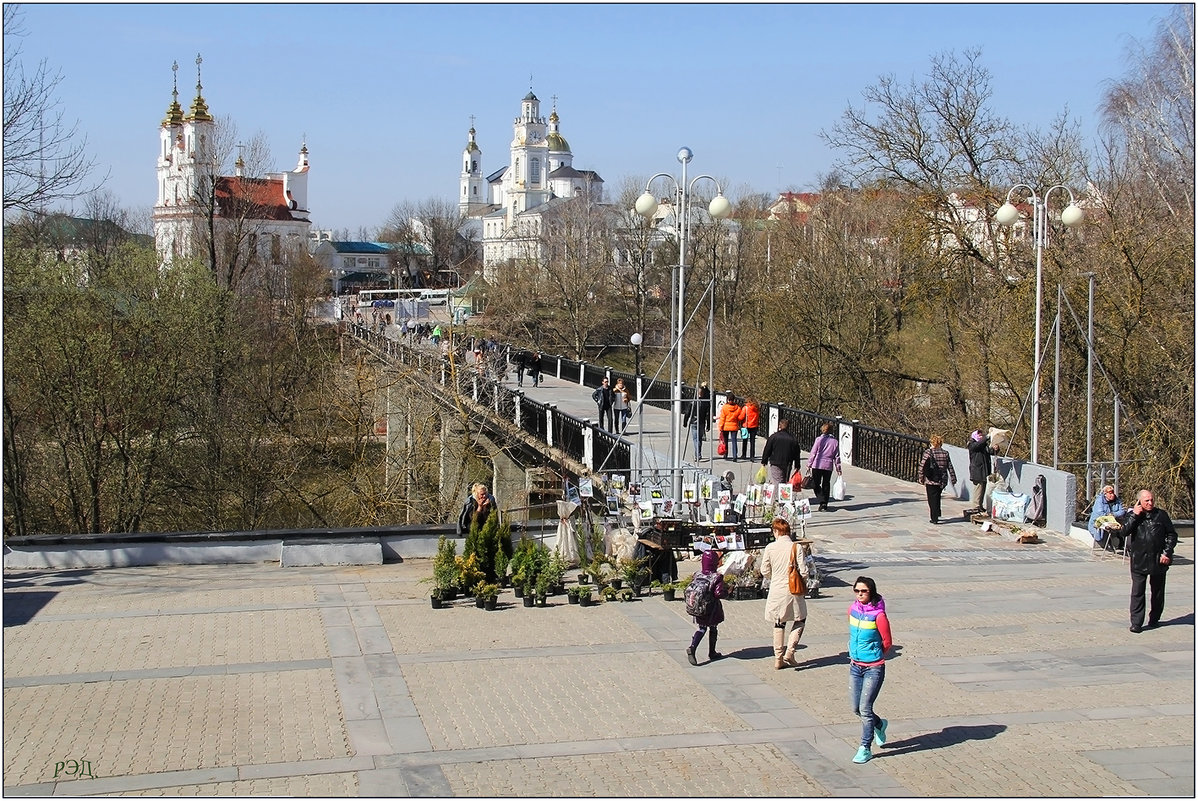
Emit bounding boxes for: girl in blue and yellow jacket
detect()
[847,575,893,764]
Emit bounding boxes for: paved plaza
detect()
[4,453,1194,797]
[4,349,1194,796]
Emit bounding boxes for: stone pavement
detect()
[4,343,1194,796]
[4,460,1193,797]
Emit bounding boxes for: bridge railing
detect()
[359,326,928,483]
[351,325,631,475]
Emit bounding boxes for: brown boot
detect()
[772,627,786,669]
[783,620,806,667]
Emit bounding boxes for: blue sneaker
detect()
[852,745,872,764]
[873,718,888,746]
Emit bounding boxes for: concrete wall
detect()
[944,445,1077,536]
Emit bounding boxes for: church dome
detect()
[546,131,570,152]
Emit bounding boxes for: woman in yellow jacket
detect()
[717,395,743,462]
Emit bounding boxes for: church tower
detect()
[506,90,550,220]
[459,122,484,217]
[154,55,216,263]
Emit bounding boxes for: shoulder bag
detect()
[788,543,807,595]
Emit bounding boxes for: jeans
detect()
[690,424,707,459]
[739,427,758,460]
[849,661,886,747]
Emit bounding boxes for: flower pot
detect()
[431,594,443,609]
[535,595,548,607]
[475,597,485,609]
[568,594,580,604]
[663,588,676,602]
[522,594,535,607]
[513,584,524,598]
[444,588,458,601]
[579,595,592,607]
[484,597,498,611]
[610,579,623,590]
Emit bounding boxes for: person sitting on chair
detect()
[1088,484,1126,551]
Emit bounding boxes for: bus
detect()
[354,288,442,325]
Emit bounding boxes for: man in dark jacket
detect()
[1122,489,1177,633]
[760,418,802,484]
[965,429,997,514]
[682,383,712,460]
[591,378,614,432]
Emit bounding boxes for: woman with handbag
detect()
[806,422,842,511]
[759,519,810,669]
[717,395,743,462]
[917,434,957,524]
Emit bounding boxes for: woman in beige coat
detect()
[760,518,810,669]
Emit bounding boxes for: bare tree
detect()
[2,5,100,214]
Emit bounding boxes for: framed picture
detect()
[778,483,793,502]
[650,488,664,500]
[682,483,697,503]
[606,496,620,514]
[578,478,594,498]
[610,474,626,490]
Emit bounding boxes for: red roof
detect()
[213,176,295,221]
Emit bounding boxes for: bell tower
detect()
[459,118,484,216]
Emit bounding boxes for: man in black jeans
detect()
[591,378,614,432]
[760,418,801,485]
[1122,489,1177,633]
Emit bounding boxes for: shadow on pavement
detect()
[879,723,1007,756]
[3,590,57,626]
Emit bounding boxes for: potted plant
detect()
[426,535,458,607]
[617,587,635,602]
[535,571,551,607]
[587,554,612,589]
[618,555,652,595]
[567,585,583,604]
[545,551,568,595]
[495,549,510,588]
[456,553,485,598]
[649,579,663,596]
[476,582,500,610]
[601,585,618,602]
[733,570,761,601]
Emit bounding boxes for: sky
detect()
[10,2,1176,234]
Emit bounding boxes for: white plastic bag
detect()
[831,474,846,501]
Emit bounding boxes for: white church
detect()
[152,57,311,275]
[459,90,604,279]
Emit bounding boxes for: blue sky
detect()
[11,2,1174,233]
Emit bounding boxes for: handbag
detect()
[789,469,803,489]
[801,472,814,490]
[788,543,807,595]
[717,439,727,456]
[739,426,749,440]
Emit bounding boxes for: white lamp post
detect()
[635,147,732,502]
[995,184,1083,465]
[630,331,644,482]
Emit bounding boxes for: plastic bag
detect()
[832,474,846,501]
[739,427,749,440]
[754,466,767,484]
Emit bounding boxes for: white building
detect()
[152,58,311,275]
[459,91,604,279]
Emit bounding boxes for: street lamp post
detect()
[630,331,644,482]
[635,147,732,502]
[995,184,1083,465]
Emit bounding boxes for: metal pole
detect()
[1084,272,1095,499]
[1053,283,1061,469]
[1031,194,1044,465]
[1113,395,1121,491]
[672,150,691,503]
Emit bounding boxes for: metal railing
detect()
[350,325,630,475]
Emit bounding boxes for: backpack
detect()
[684,572,715,618]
